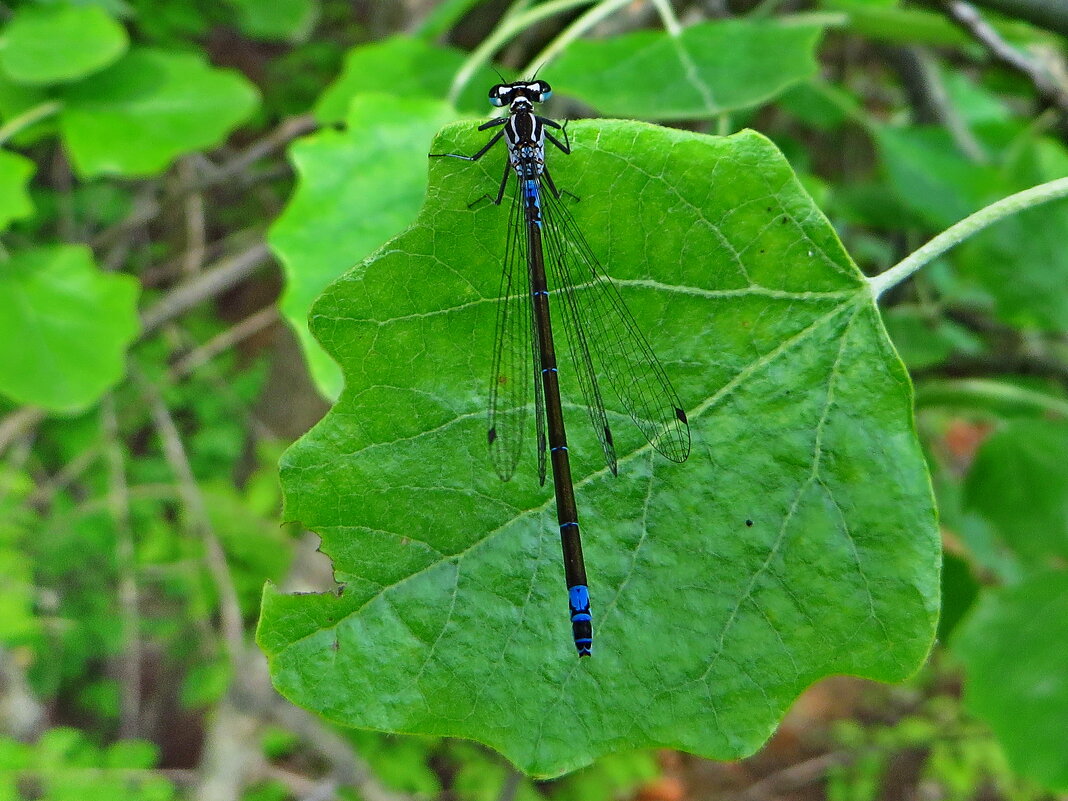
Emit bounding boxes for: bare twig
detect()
[495,767,523,801]
[91,114,314,257]
[943,0,1068,114]
[968,0,1068,37]
[188,114,317,193]
[134,368,245,665]
[197,695,264,801]
[0,408,44,458]
[171,306,281,379]
[101,396,142,739]
[139,241,273,336]
[739,751,852,800]
[891,46,987,161]
[180,159,208,277]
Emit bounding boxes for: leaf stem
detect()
[0,100,62,147]
[868,176,1068,298]
[523,0,638,77]
[915,378,1068,418]
[447,0,597,105]
[648,0,682,36]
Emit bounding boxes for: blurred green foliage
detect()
[1,0,1067,798]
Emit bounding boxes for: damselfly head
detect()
[488,80,553,108]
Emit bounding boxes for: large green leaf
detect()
[0,245,139,411]
[0,4,128,85]
[964,419,1068,566]
[270,93,457,399]
[551,18,825,120]
[953,572,1068,792]
[258,122,939,776]
[0,149,35,231]
[57,48,260,178]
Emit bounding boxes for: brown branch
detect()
[739,751,852,801]
[101,396,142,739]
[180,158,208,277]
[186,114,317,193]
[0,407,45,459]
[171,305,281,379]
[90,114,315,254]
[967,0,1068,37]
[134,367,245,666]
[139,241,273,336]
[943,0,1068,114]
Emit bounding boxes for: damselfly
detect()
[431,80,690,657]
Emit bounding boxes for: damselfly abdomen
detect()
[431,80,690,657]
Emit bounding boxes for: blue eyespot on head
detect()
[528,80,552,102]
[488,83,511,107]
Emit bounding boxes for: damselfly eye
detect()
[530,80,552,101]
[488,84,510,107]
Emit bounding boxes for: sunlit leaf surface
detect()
[0,4,127,85]
[270,94,457,398]
[0,149,35,231]
[58,48,259,178]
[0,245,139,411]
[551,18,825,119]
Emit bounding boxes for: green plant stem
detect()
[915,378,1068,417]
[868,176,1068,298]
[0,101,62,147]
[524,0,640,76]
[648,0,682,35]
[447,0,597,105]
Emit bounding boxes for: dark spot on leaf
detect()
[335,584,346,597]
[781,216,788,224]
[745,519,754,527]
[487,427,497,445]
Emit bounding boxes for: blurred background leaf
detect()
[1,0,1067,798]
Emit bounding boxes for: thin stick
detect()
[0,407,44,458]
[943,0,1068,113]
[180,159,207,277]
[448,0,596,105]
[135,368,245,666]
[868,176,1068,297]
[171,306,280,379]
[101,396,142,738]
[524,0,640,77]
[140,241,273,335]
[0,100,62,146]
